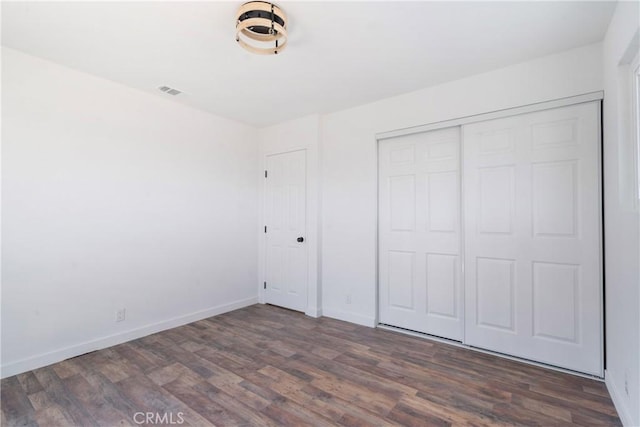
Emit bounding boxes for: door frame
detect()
[259,145,320,317]
[375,91,605,377]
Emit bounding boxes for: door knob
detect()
[297,237,304,242]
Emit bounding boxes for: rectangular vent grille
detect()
[158,86,182,96]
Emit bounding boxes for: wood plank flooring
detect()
[1,304,621,426]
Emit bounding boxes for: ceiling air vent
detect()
[158,86,182,96]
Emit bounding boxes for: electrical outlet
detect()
[346,294,352,304]
[116,308,126,322]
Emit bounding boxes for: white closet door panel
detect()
[463,102,602,376]
[379,127,462,340]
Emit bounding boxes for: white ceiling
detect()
[2,1,616,127]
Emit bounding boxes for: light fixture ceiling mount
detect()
[235,1,287,55]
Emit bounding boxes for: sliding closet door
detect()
[379,127,462,341]
[463,102,602,375]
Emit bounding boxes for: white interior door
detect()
[463,102,602,376]
[378,127,463,341]
[265,150,307,312]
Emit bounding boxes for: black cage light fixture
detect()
[235,1,287,55]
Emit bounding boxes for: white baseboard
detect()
[605,369,635,426]
[1,296,258,379]
[322,307,376,327]
[305,306,322,318]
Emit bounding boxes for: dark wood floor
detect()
[2,304,620,426]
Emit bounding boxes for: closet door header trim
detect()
[376,91,603,141]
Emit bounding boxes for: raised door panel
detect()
[532,161,578,238]
[388,251,416,310]
[476,257,516,332]
[478,166,515,235]
[425,254,458,319]
[389,175,416,231]
[532,262,580,343]
[427,172,458,233]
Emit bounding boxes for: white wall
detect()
[1,47,259,377]
[320,43,603,327]
[258,115,321,316]
[602,2,640,425]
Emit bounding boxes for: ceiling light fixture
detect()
[235,1,287,55]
